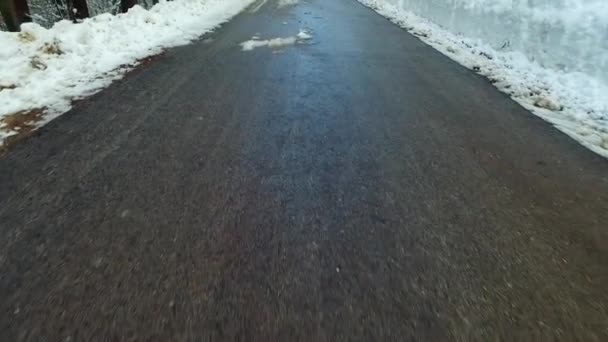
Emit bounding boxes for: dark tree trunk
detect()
[70,0,89,20]
[120,0,137,13]
[0,0,32,32]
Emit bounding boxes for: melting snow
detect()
[277,0,299,8]
[241,36,297,51]
[296,30,312,40]
[240,30,312,51]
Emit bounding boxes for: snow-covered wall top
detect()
[386,0,608,84]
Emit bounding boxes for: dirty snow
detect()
[0,0,255,144]
[359,0,608,158]
[240,30,312,51]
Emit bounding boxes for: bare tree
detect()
[0,0,32,31]
[120,0,135,13]
[2,0,141,30]
[70,0,89,19]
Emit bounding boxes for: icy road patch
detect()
[359,0,608,158]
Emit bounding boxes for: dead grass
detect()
[18,31,36,43]
[1,109,44,133]
[40,40,63,55]
[0,109,45,154]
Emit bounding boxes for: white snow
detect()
[241,36,297,51]
[240,30,312,51]
[296,30,312,40]
[277,0,299,8]
[0,0,255,144]
[358,0,608,158]
[375,0,608,85]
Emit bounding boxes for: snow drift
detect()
[0,0,255,143]
[359,0,608,158]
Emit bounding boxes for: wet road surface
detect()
[1,0,608,340]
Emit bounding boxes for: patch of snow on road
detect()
[277,0,298,8]
[0,0,256,145]
[241,30,312,51]
[358,0,608,158]
[296,30,312,40]
[241,36,297,51]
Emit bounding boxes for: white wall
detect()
[384,0,608,84]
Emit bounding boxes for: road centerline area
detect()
[0,0,607,340]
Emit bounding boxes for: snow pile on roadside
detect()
[374,0,608,85]
[358,0,608,158]
[240,30,312,51]
[0,0,255,143]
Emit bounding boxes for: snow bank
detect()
[359,0,608,158]
[378,0,608,85]
[0,0,255,143]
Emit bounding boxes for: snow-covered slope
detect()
[0,0,255,144]
[359,0,608,158]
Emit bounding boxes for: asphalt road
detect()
[1,0,608,340]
